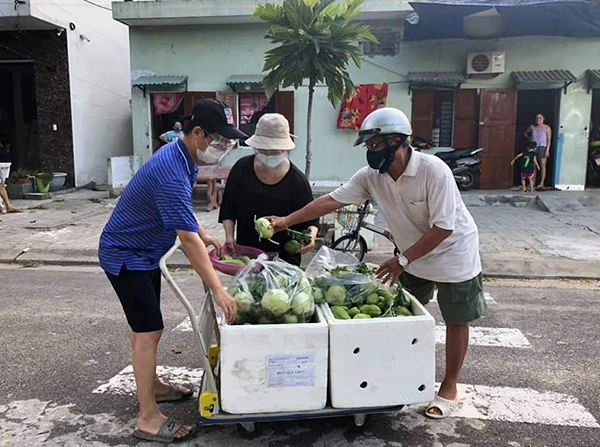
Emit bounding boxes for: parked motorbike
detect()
[435,148,483,190]
[586,145,600,186]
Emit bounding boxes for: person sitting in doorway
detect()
[525,114,552,190]
[511,141,540,193]
[0,168,22,214]
[159,121,184,144]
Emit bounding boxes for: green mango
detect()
[285,240,303,254]
[331,306,351,320]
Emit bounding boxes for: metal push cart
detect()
[159,240,405,436]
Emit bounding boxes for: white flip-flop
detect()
[425,394,459,419]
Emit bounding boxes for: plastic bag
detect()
[229,258,315,325]
[305,246,400,317]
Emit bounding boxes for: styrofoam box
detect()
[220,306,329,414]
[321,298,436,408]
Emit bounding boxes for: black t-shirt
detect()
[520,150,537,174]
[218,155,319,266]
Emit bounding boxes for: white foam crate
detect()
[321,298,436,408]
[219,306,328,414]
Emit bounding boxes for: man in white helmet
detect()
[269,107,486,419]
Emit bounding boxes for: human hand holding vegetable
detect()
[212,288,237,324]
[376,256,404,286]
[201,234,222,257]
[224,235,236,254]
[266,216,289,232]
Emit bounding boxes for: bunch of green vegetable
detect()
[330,285,414,320]
[229,259,315,325]
[308,260,414,319]
[219,254,251,266]
[284,228,312,254]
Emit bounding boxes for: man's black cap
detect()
[190,99,248,139]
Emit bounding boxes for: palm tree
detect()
[252,0,376,179]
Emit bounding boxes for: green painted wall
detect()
[129,23,599,189]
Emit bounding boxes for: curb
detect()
[2,258,599,281]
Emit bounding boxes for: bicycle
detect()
[330,199,398,261]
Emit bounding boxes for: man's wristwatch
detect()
[396,253,409,268]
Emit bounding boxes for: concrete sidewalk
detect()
[1,188,600,279]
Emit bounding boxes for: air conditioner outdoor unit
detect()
[467,52,506,75]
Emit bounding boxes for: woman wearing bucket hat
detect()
[219,113,318,266]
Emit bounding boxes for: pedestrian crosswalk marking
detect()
[406,383,599,428]
[92,365,204,396]
[436,326,531,348]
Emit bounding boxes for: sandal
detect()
[133,418,196,443]
[425,394,459,419]
[155,383,194,403]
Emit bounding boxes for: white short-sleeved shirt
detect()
[330,149,481,283]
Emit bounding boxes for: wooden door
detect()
[275,91,295,135]
[410,90,434,141]
[216,91,239,126]
[478,89,518,189]
[453,89,478,149]
[184,92,216,115]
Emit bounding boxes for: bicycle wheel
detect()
[331,234,368,261]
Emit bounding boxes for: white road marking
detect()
[174,316,193,332]
[92,365,204,396]
[431,290,495,303]
[405,383,599,428]
[436,326,531,348]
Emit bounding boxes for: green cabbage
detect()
[312,286,324,304]
[261,288,291,316]
[234,291,255,313]
[325,285,346,305]
[254,216,279,245]
[291,292,315,317]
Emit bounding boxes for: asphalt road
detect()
[0,265,598,446]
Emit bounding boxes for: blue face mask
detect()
[174,126,182,132]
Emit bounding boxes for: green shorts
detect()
[399,271,487,325]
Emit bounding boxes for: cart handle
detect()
[159,238,220,400]
[159,239,203,339]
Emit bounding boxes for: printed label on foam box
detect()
[266,353,316,387]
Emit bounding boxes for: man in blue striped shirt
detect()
[99,99,247,443]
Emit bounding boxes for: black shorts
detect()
[106,266,164,333]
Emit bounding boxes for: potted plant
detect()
[35,172,54,194]
[6,168,35,199]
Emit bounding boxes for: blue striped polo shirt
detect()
[99,139,200,275]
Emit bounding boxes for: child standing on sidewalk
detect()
[511,141,540,193]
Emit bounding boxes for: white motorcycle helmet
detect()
[354,107,413,146]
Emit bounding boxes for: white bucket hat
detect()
[245,113,297,151]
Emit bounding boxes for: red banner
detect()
[152,93,184,116]
[337,83,389,130]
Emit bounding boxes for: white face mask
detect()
[195,132,235,165]
[196,146,223,165]
[256,152,287,169]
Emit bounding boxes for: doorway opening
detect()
[513,89,560,187]
[0,62,39,172]
[587,89,600,188]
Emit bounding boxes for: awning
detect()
[226,75,265,92]
[587,69,600,92]
[408,72,465,91]
[405,1,600,41]
[511,70,576,92]
[132,75,188,96]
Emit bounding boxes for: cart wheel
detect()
[348,414,369,432]
[236,422,260,439]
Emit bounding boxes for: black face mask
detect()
[367,143,399,173]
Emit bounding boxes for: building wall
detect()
[0,31,74,179]
[29,0,133,186]
[129,23,598,188]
